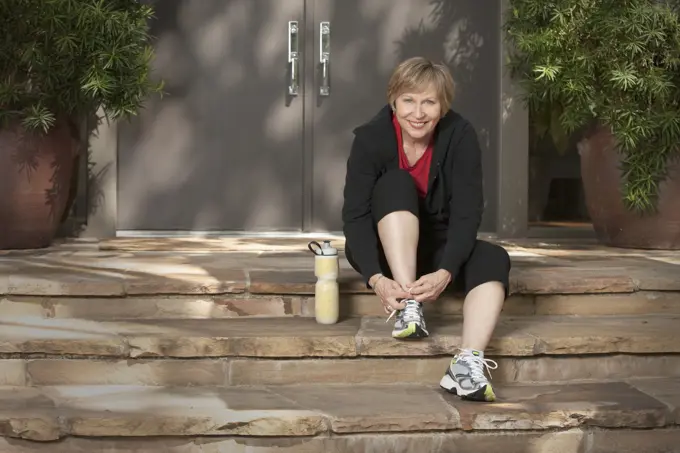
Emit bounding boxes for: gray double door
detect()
[117,0,501,233]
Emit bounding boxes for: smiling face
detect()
[393,84,442,143]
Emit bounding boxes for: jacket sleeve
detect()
[342,134,383,282]
[438,123,484,276]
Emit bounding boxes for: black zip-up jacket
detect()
[341,104,484,282]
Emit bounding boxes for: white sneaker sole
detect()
[439,373,462,394]
[439,373,495,401]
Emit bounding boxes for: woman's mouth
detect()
[408,120,428,130]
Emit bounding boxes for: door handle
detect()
[319,21,330,96]
[288,21,299,96]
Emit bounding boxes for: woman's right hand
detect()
[372,275,409,314]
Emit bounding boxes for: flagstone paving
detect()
[0,237,679,452]
[1,237,679,297]
[0,379,677,441]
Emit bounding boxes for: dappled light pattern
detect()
[1,237,679,304]
[116,0,502,233]
[118,0,305,231]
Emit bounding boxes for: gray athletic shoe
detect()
[439,349,498,401]
[391,299,429,339]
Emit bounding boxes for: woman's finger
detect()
[377,295,391,314]
[408,283,427,295]
[387,297,406,310]
[416,285,433,296]
[391,289,411,300]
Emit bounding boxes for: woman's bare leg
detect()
[377,210,419,288]
[377,208,428,339]
[461,281,505,351]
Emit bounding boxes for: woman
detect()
[342,57,511,402]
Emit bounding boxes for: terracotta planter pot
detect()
[579,126,680,249]
[0,119,77,249]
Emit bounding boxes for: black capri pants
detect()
[345,169,511,297]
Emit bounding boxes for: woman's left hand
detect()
[406,269,452,303]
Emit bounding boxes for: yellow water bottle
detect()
[308,240,339,324]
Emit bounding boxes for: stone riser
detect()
[1,354,679,387]
[1,315,678,359]
[2,290,679,320]
[2,428,680,453]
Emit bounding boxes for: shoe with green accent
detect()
[391,300,429,339]
[439,349,498,402]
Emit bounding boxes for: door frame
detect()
[495,0,529,238]
[78,0,530,239]
[301,0,316,232]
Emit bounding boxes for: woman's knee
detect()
[480,242,511,274]
[372,169,419,222]
[465,241,511,290]
[374,169,416,196]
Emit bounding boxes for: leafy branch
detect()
[0,0,162,134]
[505,0,680,212]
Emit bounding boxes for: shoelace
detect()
[385,299,420,323]
[401,300,422,322]
[458,352,498,383]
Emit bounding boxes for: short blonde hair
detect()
[387,57,455,112]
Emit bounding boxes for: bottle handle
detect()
[308,240,323,255]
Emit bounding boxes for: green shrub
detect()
[505,0,680,212]
[0,0,161,133]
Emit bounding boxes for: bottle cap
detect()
[320,240,338,256]
[308,240,338,256]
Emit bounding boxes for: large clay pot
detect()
[0,119,77,249]
[579,126,680,249]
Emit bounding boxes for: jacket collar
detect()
[355,104,458,187]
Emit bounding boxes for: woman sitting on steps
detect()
[342,57,511,402]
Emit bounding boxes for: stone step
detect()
[2,290,679,320]
[3,248,678,299]
[3,431,680,453]
[6,354,680,388]
[0,314,677,358]
[0,379,677,453]
[0,314,677,386]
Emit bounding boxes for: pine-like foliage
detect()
[505,0,680,212]
[0,0,161,134]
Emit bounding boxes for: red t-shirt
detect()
[392,114,433,198]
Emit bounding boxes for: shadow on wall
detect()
[114,0,310,232]
[397,0,500,232]
[91,0,500,233]
[306,0,500,232]
[58,111,112,239]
